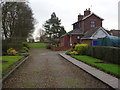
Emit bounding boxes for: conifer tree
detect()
[43,12,66,45]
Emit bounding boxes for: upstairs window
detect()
[90,21,96,28]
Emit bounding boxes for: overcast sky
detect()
[28,0,120,38]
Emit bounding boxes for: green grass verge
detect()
[28,43,47,48]
[71,55,120,78]
[0,56,24,73]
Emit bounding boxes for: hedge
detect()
[74,44,89,55]
[86,46,120,65]
[2,39,23,55]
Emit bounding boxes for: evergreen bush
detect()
[22,47,29,52]
[74,44,89,55]
[22,42,30,49]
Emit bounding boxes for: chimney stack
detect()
[78,13,83,21]
[84,8,91,16]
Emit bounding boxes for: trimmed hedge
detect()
[86,46,120,65]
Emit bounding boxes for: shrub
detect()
[66,49,74,55]
[22,42,30,49]
[87,46,120,65]
[7,48,18,56]
[86,46,93,56]
[72,43,77,49]
[46,44,52,49]
[66,49,78,55]
[74,44,89,55]
[69,51,78,55]
[22,47,29,52]
[2,39,23,55]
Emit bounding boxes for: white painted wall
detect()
[91,29,108,39]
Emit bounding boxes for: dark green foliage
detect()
[2,2,35,40]
[22,47,29,52]
[43,12,66,46]
[2,2,34,55]
[20,42,30,53]
[86,46,92,56]
[46,44,52,49]
[86,46,120,65]
[22,42,30,49]
[50,39,60,46]
[2,39,23,55]
[92,47,104,59]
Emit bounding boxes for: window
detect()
[90,21,96,28]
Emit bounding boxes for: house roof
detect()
[68,28,83,34]
[81,27,108,39]
[61,28,83,38]
[72,13,104,25]
[60,33,69,37]
[82,27,100,39]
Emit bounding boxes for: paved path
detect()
[60,53,119,89]
[3,48,112,88]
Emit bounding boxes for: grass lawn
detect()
[71,55,120,78]
[28,43,47,48]
[0,56,24,73]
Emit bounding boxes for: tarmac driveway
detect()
[3,48,112,88]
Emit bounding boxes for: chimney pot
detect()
[78,14,83,21]
[84,8,91,16]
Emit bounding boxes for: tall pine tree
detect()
[43,12,66,45]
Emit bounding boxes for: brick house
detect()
[81,27,109,45]
[60,8,104,46]
[109,30,120,37]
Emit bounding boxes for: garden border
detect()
[59,53,119,89]
[2,54,31,82]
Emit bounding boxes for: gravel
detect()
[3,48,113,89]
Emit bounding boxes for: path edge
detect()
[59,53,119,90]
[2,54,31,82]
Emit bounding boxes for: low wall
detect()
[51,46,72,51]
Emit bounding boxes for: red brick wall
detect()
[71,34,83,45]
[78,15,83,21]
[81,39,92,46]
[60,34,84,47]
[60,37,64,46]
[60,35,70,47]
[73,23,79,29]
[83,14,102,33]
[84,10,91,16]
[61,13,102,47]
[51,46,72,51]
